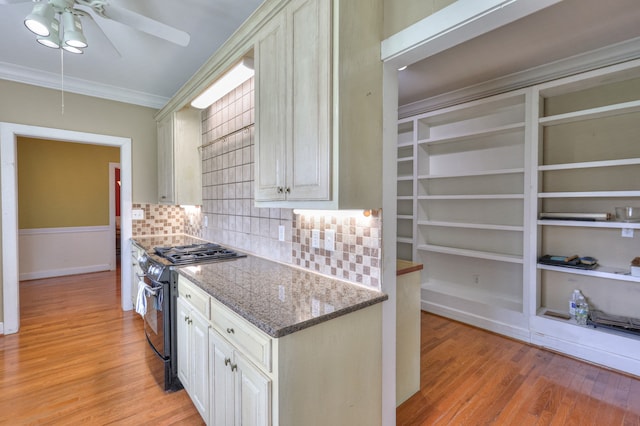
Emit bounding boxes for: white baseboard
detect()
[19,264,112,281]
[0,322,3,335]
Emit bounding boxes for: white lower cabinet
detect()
[178,274,383,426]
[209,328,270,426]
[177,296,210,421]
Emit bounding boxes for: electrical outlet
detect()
[311,229,320,248]
[622,228,634,238]
[278,225,285,241]
[132,209,144,220]
[473,274,480,284]
[325,229,335,251]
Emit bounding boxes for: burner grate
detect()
[154,243,245,265]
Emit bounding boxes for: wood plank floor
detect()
[0,268,204,425]
[5,269,640,425]
[397,312,640,425]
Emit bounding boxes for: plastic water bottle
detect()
[569,289,581,318]
[575,294,589,326]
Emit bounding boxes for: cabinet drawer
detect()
[178,275,210,319]
[210,298,272,372]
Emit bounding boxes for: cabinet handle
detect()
[277,187,283,194]
[224,358,231,366]
[285,187,291,193]
[186,294,192,299]
[188,319,193,325]
[231,363,237,372]
[184,316,190,322]
[226,328,235,334]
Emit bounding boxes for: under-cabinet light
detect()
[190,58,254,109]
[293,209,376,218]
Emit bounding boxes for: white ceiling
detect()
[0,0,264,108]
[398,0,640,107]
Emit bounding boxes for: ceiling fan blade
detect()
[103,4,190,47]
[78,10,122,58]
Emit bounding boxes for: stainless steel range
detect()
[137,241,245,391]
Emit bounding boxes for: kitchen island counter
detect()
[176,254,387,338]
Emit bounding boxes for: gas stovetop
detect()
[154,243,246,265]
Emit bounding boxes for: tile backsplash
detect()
[134,77,382,290]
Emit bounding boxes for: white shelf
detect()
[537,263,640,283]
[539,191,640,198]
[418,168,524,179]
[397,196,413,201]
[537,220,640,229]
[539,99,640,126]
[538,157,640,171]
[396,176,413,181]
[397,141,413,148]
[419,194,524,200]
[397,215,413,220]
[417,244,523,264]
[423,279,523,313]
[397,237,413,244]
[416,122,525,146]
[397,156,413,163]
[418,220,523,232]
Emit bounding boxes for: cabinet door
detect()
[255,12,286,202]
[210,329,236,426]
[235,352,271,426]
[157,114,175,204]
[286,0,331,201]
[190,309,210,421]
[176,297,190,389]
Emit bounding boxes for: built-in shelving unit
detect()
[397,89,531,338]
[399,59,640,374]
[528,59,640,375]
[396,120,416,261]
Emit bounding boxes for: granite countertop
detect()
[132,234,388,338]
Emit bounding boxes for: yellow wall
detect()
[383,0,456,38]
[17,137,120,229]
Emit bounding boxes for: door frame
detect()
[1,123,133,335]
[109,162,121,270]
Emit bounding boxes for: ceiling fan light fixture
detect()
[191,58,255,109]
[62,11,87,48]
[36,18,60,49]
[24,2,55,37]
[62,44,83,54]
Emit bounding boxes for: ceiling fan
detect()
[0,0,190,54]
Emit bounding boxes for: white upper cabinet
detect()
[255,0,330,203]
[254,0,383,209]
[157,107,202,205]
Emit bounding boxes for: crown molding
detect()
[0,61,168,109]
[398,36,640,119]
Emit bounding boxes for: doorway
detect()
[1,123,133,335]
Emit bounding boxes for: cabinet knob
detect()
[231,363,238,372]
[277,187,283,194]
[285,187,291,193]
[188,319,193,325]
[186,293,192,299]
[224,358,231,366]
[226,328,235,334]
[184,316,190,322]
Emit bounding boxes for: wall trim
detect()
[19,226,110,235]
[20,264,112,282]
[398,36,640,118]
[0,322,3,335]
[0,61,168,109]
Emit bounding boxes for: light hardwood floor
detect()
[0,268,204,425]
[397,312,640,425]
[4,269,640,425]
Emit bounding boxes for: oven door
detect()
[143,276,169,358]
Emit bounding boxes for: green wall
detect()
[17,137,120,229]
